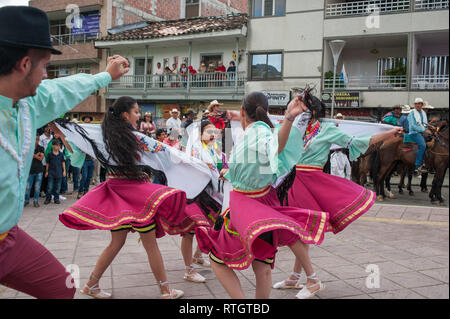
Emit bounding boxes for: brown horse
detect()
[420,122,449,205]
[370,136,417,201]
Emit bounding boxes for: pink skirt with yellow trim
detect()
[195,186,329,270]
[288,165,375,234]
[59,177,193,238]
[181,201,219,235]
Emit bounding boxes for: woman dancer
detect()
[179,121,227,283]
[195,92,330,299]
[273,89,403,299]
[58,97,195,299]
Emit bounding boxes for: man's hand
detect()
[106,55,130,80]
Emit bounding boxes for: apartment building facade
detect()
[30,0,248,122]
[246,0,449,120]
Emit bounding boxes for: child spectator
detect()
[44,139,66,205]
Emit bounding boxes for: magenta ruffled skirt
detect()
[59,175,193,238]
[195,186,329,270]
[181,201,220,235]
[288,165,376,234]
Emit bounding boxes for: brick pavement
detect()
[1,196,448,299]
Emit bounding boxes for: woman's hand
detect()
[286,94,307,119]
[390,127,404,137]
[219,168,229,180]
[48,122,66,139]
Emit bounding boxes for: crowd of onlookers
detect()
[152,60,237,88]
[25,100,228,208]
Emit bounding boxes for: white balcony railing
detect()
[326,0,410,17]
[324,76,408,89]
[108,72,246,90]
[52,32,101,46]
[411,75,449,89]
[415,0,449,10]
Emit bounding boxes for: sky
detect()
[0,0,29,7]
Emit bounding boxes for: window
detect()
[252,0,285,17]
[47,64,92,79]
[250,52,283,80]
[186,0,200,18]
[200,54,223,70]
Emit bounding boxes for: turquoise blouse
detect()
[225,121,303,190]
[298,122,372,167]
[0,72,112,234]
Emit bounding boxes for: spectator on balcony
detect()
[140,112,156,137]
[171,63,179,87]
[227,61,236,86]
[179,63,188,88]
[188,65,197,87]
[164,66,172,88]
[198,61,207,88]
[382,105,402,126]
[155,62,164,88]
[215,61,226,87]
[166,108,182,137]
[207,63,215,87]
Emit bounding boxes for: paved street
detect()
[1,195,448,300]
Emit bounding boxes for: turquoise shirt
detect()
[0,72,111,233]
[298,122,372,167]
[225,121,303,190]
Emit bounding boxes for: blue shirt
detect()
[399,115,409,133]
[0,72,112,234]
[47,151,65,178]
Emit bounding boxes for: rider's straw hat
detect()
[401,105,411,114]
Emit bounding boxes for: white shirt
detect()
[330,150,351,180]
[39,134,52,165]
[155,66,164,75]
[166,117,182,135]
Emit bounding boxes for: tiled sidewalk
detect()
[1,198,448,299]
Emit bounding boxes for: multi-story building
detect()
[29,0,248,122]
[95,13,248,124]
[246,0,449,120]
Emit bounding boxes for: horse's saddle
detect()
[401,142,416,152]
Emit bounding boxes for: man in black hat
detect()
[0,6,129,299]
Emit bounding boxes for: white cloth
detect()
[330,150,351,180]
[56,123,214,199]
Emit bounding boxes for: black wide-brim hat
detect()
[0,6,61,55]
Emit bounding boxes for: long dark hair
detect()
[242,92,274,129]
[303,87,326,121]
[276,87,326,206]
[102,96,143,178]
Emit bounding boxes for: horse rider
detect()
[399,105,411,134]
[382,105,402,126]
[407,98,429,174]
